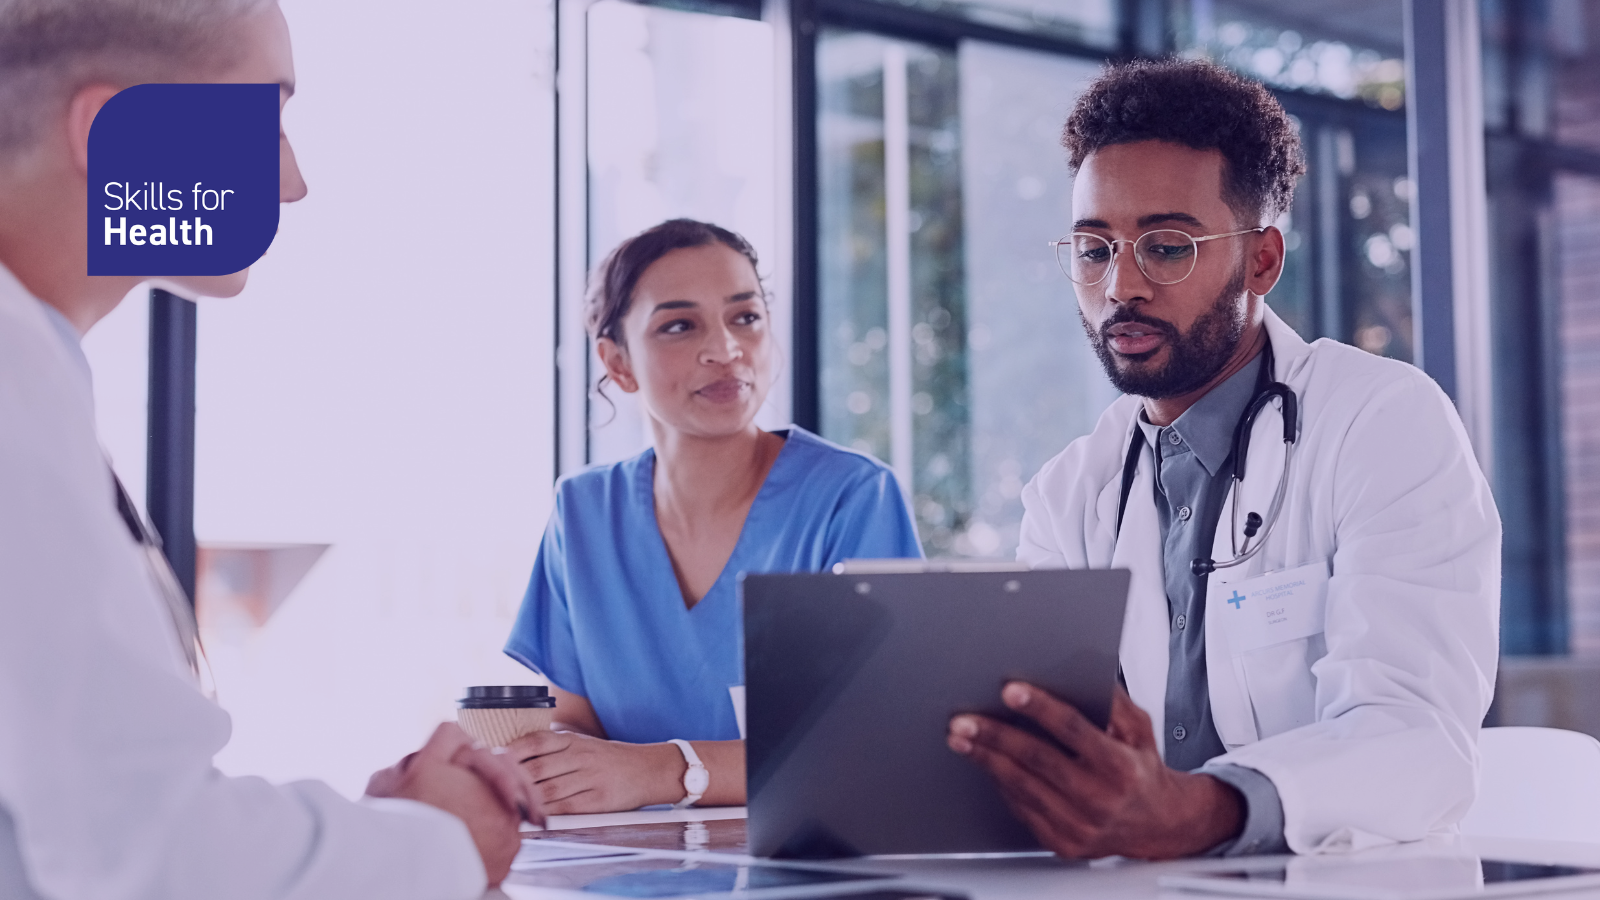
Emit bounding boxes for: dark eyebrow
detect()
[1071,212,1208,231]
[652,291,759,313]
[1136,212,1205,229]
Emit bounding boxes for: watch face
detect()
[685,767,710,795]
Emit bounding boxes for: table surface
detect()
[498,808,1600,900]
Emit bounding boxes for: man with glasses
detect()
[947,59,1499,859]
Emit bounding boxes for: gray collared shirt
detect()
[1133,350,1289,856]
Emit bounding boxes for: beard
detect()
[1080,266,1249,399]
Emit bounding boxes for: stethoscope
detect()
[1115,338,1300,578]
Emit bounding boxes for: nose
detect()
[1102,240,1152,306]
[280,132,308,203]
[699,319,743,365]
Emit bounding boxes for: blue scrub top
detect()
[505,427,922,744]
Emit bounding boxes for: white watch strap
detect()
[669,739,706,808]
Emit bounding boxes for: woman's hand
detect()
[507,730,686,814]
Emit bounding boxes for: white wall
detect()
[83,0,558,797]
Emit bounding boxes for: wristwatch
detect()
[669,739,708,808]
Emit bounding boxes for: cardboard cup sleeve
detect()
[457,706,555,748]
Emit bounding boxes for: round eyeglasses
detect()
[1049,227,1266,286]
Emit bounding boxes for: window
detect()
[1483,0,1600,655]
[816,32,975,555]
[1174,1,1406,108]
[583,0,786,466]
[805,0,1417,558]
[849,0,1116,47]
[1554,173,1600,652]
[815,31,1112,557]
[1172,3,1414,359]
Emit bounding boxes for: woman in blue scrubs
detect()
[504,219,921,814]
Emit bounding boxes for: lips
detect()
[1105,321,1166,356]
[694,377,750,403]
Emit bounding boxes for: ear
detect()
[65,84,123,176]
[596,337,639,394]
[1245,226,1286,297]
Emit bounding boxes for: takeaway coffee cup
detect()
[456,685,557,748]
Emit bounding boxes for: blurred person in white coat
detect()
[0,1,540,897]
[946,59,1499,859]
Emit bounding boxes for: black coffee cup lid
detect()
[458,685,556,709]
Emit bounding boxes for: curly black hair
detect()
[1062,57,1306,225]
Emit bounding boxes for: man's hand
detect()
[366,723,543,886]
[948,683,1243,860]
[508,730,685,814]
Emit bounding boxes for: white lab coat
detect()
[1019,308,1501,854]
[0,264,487,900]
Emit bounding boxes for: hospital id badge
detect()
[1215,560,1330,655]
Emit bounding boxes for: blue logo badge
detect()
[1228,590,1245,609]
[87,84,279,276]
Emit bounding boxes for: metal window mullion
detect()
[1314,125,1345,342]
[766,0,797,428]
[1404,0,1455,396]
[791,0,821,433]
[1404,0,1493,475]
[1535,202,1569,653]
[556,0,594,478]
[1443,0,1493,477]
[147,288,197,604]
[882,42,914,498]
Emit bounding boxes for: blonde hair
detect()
[0,0,272,151]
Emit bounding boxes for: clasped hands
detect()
[948,683,1245,860]
[361,724,686,886]
[365,723,543,886]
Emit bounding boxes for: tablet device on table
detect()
[741,566,1129,858]
[507,856,892,898]
[1160,857,1600,900]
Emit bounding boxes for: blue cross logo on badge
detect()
[1228,591,1245,609]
